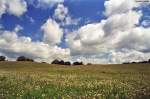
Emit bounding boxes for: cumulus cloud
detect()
[104,0,138,17]
[117,27,150,52]
[0,0,27,18]
[28,0,64,8]
[0,0,6,18]
[39,0,64,8]
[66,0,150,64]
[64,16,81,25]
[103,11,142,34]
[0,25,70,62]
[109,49,150,63]
[66,22,106,56]
[53,4,80,25]
[53,4,68,21]
[141,16,150,27]
[14,25,23,32]
[41,18,63,45]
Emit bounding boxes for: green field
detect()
[0,62,150,99]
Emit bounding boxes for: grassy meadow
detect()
[0,61,150,99]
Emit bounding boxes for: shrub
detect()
[87,63,92,65]
[51,59,60,64]
[17,56,34,62]
[59,60,65,65]
[26,58,34,62]
[17,56,26,61]
[148,59,150,63]
[0,56,6,61]
[51,60,72,65]
[64,61,71,66]
[73,62,83,65]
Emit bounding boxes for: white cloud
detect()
[104,0,138,17]
[141,19,150,27]
[53,4,68,21]
[117,27,150,51]
[103,10,142,35]
[26,15,35,23]
[0,25,70,62]
[64,16,81,25]
[109,49,150,64]
[29,0,64,8]
[14,25,23,32]
[66,0,150,64]
[38,0,64,5]
[53,4,80,25]
[41,18,63,45]
[7,0,27,16]
[0,0,27,18]
[0,0,7,18]
[66,22,106,56]
[29,17,35,23]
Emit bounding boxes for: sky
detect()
[0,0,150,64]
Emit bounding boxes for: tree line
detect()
[0,56,84,66]
[123,59,150,64]
[1,55,150,65]
[51,59,83,66]
[0,56,34,62]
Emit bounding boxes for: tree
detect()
[17,56,34,62]
[87,63,92,65]
[0,56,6,61]
[73,62,83,65]
[51,59,60,64]
[148,59,150,63]
[26,58,34,62]
[59,60,65,65]
[51,59,72,66]
[17,56,26,61]
[64,61,71,65]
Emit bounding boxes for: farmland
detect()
[0,62,150,99]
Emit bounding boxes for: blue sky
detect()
[0,0,150,64]
[0,0,105,42]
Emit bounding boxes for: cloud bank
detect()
[0,0,27,18]
[0,21,70,62]
[41,18,63,45]
[66,0,150,64]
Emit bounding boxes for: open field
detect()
[0,62,150,99]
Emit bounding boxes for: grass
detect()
[0,61,150,99]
